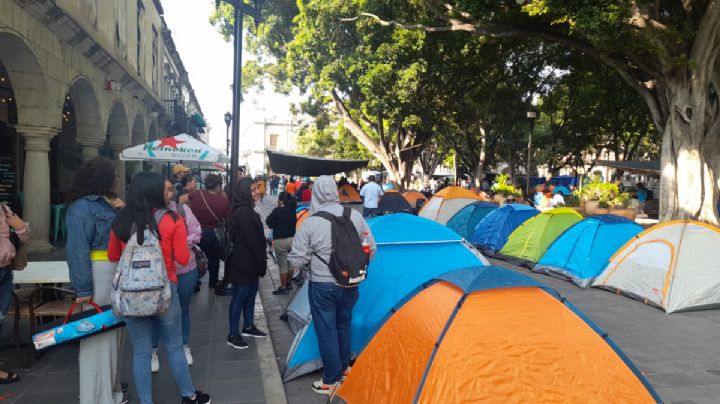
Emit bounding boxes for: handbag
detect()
[10,230,27,271]
[193,245,208,278]
[32,302,124,350]
[200,191,231,260]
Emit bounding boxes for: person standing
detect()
[108,172,210,404]
[266,192,297,295]
[301,181,313,203]
[183,174,229,290]
[288,176,376,395]
[226,178,268,350]
[286,177,297,196]
[175,174,197,203]
[150,180,202,373]
[66,157,127,404]
[359,175,383,218]
[0,202,30,384]
[636,182,648,214]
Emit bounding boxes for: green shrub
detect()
[492,174,522,197]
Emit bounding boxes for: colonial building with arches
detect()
[0,0,204,252]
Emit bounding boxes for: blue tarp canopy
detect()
[534,215,643,287]
[447,201,498,240]
[283,213,489,381]
[469,204,539,256]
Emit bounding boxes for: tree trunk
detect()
[658,78,720,225]
[474,127,486,187]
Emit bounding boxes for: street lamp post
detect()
[526,110,537,196]
[224,111,232,173]
[216,0,263,197]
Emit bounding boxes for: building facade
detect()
[241,119,302,177]
[0,0,204,252]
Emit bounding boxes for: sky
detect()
[162,0,300,151]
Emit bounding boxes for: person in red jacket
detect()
[108,172,210,404]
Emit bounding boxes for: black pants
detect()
[199,228,220,286]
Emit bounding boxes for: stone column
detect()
[76,138,105,162]
[18,125,58,253]
[110,144,128,198]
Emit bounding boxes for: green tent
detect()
[498,207,583,267]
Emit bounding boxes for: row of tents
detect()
[281,213,660,402]
[418,187,720,314]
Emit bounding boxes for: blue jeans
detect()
[228,280,258,336]
[199,229,220,286]
[152,268,198,347]
[0,267,13,336]
[309,281,359,384]
[362,207,379,218]
[124,285,194,403]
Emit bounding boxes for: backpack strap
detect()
[310,210,337,267]
[153,208,169,224]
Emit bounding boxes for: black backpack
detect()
[312,207,368,286]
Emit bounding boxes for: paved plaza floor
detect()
[3,194,720,403]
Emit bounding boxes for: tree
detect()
[351,0,720,223]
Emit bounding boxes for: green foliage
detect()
[574,175,629,207]
[492,174,522,197]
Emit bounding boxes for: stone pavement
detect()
[0,253,286,403]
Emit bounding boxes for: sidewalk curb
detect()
[255,296,289,404]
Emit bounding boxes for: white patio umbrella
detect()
[119,134,229,165]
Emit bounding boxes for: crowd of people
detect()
[0,159,378,402]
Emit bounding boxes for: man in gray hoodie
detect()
[288,175,376,395]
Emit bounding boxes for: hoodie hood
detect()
[232,177,255,211]
[310,175,339,214]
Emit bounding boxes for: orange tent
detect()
[418,187,482,225]
[338,184,361,203]
[403,190,427,208]
[333,266,659,404]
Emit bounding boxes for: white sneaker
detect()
[151,350,160,373]
[184,345,194,366]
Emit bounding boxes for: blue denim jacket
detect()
[66,196,117,297]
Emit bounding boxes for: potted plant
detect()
[491,174,522,205]
[608,192,636,220]
[582,177,619,216]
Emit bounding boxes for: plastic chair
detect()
[50,204,66,243]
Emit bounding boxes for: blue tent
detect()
[534,215,643,288]
[469,204,539,256]
[446,201,497,240]
[283,213,489,381]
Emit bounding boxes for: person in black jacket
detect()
[225,177,267,350]
[266,192,297,295]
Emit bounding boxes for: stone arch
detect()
[0,30,54,127]
[107,100,130,147]
[66,76,102,142]
[131,114,146,144]
[148,122,158,141]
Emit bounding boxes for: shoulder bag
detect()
[200,191,231,261]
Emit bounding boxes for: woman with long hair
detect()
[225,178,267,349]
[148,180,202,373]
[183,174,229,290]
[66,157,127,404]
[265,191,297,295]
[175,173,197,203]
[108,172,210,404]
[0,202,29,384]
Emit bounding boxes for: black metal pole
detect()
[229,6,244,198]
[225,121,230,173]
[526,118,534,197]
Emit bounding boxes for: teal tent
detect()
[283,213,489,381]
[446,201,497,239]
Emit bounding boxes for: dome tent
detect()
[534,215,643,287]
[446,201,497,240]
[332,266,659,404]
[593,220,720,313]
[469,204,539,256]
[377,190,412,214]
[498,207,583,267]
[418,187,482,225]
[282,214,489,381]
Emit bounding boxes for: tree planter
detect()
[493,194,507,206]
[584,201,600,215]
[610,208,637,221]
